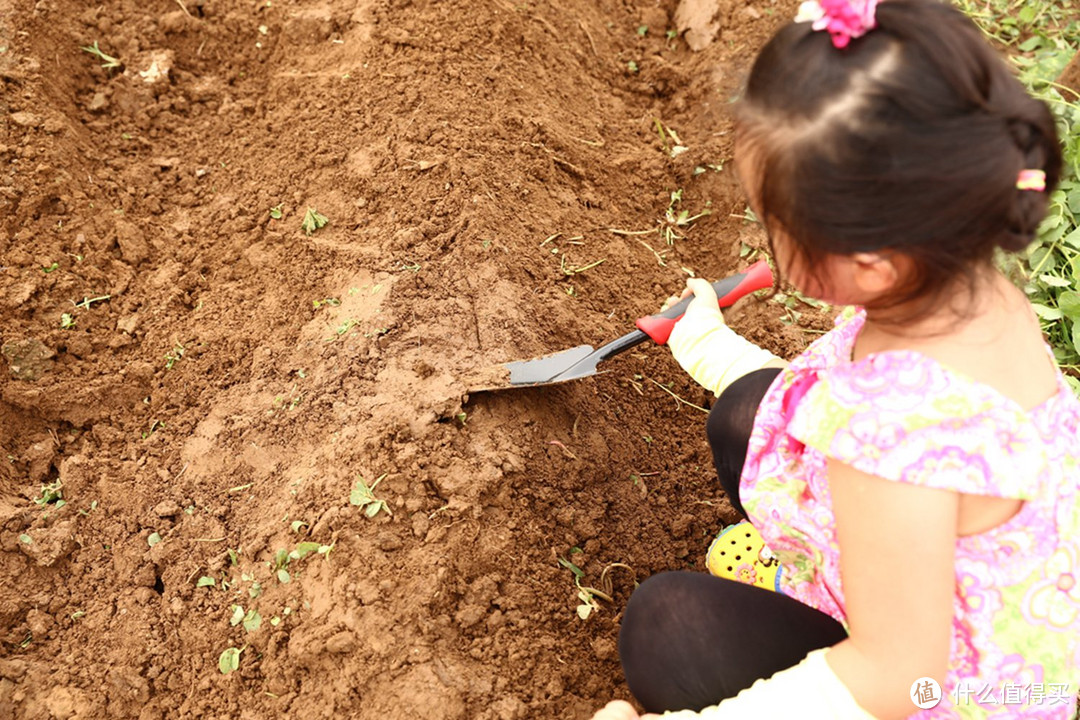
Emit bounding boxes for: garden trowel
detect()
[476,260,773,391]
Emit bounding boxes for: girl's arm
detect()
[825,458,958,719]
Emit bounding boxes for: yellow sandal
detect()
[706,520,784,593]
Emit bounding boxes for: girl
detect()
[592,0,1080,718]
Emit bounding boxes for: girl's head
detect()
[736,0,1061,314]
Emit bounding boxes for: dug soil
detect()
[0,0,828,717]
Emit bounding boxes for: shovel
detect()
[488,260,773,389]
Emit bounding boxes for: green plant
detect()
[960,3,1080,390]
[269,204,283,219]
[609,188,711,247]
[34,479,63,506]
[80,40,121,69]
[558,556,636,620]
[164,343,186,369]
[301,208,329,235]
[349,473,390,517]
[60,313,76,329]
[218,646,244,675]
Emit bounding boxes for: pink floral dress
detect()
[740,308,1080,719]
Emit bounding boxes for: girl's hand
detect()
[661,279,726,325]
[589,700,662,720]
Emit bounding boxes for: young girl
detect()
[592,0,1080,718]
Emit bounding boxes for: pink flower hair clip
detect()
[795,0,880,49]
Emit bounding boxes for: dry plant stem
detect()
[648,377,709,413]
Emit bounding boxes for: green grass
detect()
[961,0,1080,392]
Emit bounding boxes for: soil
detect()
[0,0,829,717]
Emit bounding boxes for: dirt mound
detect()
[0,0,819,717]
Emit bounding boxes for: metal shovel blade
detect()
[504,344,598,386]
[502,330,650,387]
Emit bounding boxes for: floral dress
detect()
[740,308,1080,719]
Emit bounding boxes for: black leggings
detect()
[618,369,848,713]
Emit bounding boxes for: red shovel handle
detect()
[634,260,774,346]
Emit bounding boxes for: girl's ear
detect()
[850,252,904,295]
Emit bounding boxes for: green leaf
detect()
[196,576,216,588]
[1018,36,1042,52]
[300,208,329,236]
[218,646,243,675]
[147,532,162,548]
[277,568,291,584]
[1059,291,1080,318]
[18,534,32,545]
[293,542,321,559]
[1017,5,1035,24]
[557,557,585,578]
[229,605,245,626]
[1039,273,1072,289]
[1032,303,1064,321]
[242,609,262,633]
[1063,225,1080,250]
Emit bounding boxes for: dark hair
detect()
[737,0,1062,314]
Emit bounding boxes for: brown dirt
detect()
[0,0,829,717]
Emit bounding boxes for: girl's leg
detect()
[706,368,782,517]
[618,571,847,713]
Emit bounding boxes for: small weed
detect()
[350,473,390,518]
[609,188,711,248]
[196,576,216,588]
[242,608,262,632]
[558,557,637,620]
[218,646,244,675]
[653,119,689,158]
[141,419,164,439]
[301,208,329,236]
[773,290,830,326]
[80,40,121,70]
[60,313,76,330]
[41,262,59,273]
[326,318,358,342]
[18,534,32,545]
[312,297,340,310]
[627,60,639,73]
[147,532,163,548]
[269,204,283,219]
[164,343,186,369]
[662,189,711,243]
[34,480,63,506]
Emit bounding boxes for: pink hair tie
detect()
[1016,169,1047,192]
[795,0,879,49]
